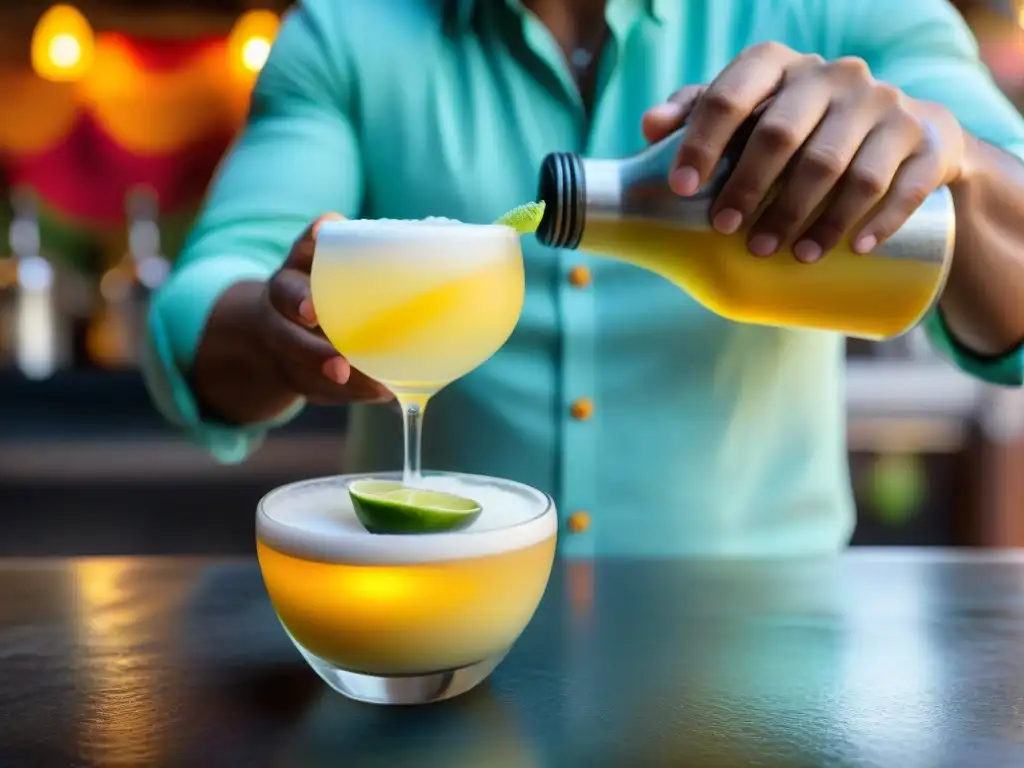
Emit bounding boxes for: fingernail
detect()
[793,240,822,264]
[648,102,683,122]
[311,212,343,238]
[748,234,779,257]
[322,357,349,385]
[712,209,742,235]
[670,166,700,196]
[853,234,877,254]
[298,299,318,326]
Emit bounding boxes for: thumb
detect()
[641,85,705,143]
[286,212,346,272]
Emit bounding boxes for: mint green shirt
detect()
[144,0,1024,557]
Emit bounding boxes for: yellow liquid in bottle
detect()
[579,220,949,339]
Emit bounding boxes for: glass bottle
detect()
[534,125,955,340]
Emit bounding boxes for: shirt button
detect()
[567,510,591,533]
[570,397,594,421]
[568,265,591,288]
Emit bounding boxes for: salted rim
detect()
[256,471,557,565]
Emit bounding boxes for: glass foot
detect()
[295,643,507,705]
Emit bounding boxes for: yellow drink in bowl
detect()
[256,471,557,704]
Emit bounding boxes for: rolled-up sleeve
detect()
[142,0,365,462]
[835,0,1024,387]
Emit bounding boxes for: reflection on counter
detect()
[278,687,543,768]
[558,556,1024,768]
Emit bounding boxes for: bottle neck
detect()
[535,122,768,252]
[536,133,694,251]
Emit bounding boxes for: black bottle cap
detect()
[536,152,585,250]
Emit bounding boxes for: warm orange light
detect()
[31,4,95,83]
[228,10,280,78]
[241,36,272,73]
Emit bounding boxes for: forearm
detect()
[940,134,1024,357]
[191,281,300,425]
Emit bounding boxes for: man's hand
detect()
[193,214,392,425]
[641,42,968,263]
[260,213,392,404]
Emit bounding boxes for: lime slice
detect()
[348,478,483,534]
[495,201,546,235]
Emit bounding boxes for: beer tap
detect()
[90,185,170,367]
[126,185,170,292]
[125,185,170,362]
[8,187,69,379]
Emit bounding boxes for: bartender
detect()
[144,0,1024,557]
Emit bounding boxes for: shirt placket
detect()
[510,0,645,555]
[556,3,644,556]
[558,254,599,557]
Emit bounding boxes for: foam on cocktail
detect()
[315,217,518,256]
[314,219,520,301]
[257,473,556,566]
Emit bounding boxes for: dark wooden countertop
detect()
[0,550,1022,767]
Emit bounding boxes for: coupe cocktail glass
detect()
[311,219,525,485]
[256,471,558,705]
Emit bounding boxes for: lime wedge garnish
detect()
[495,201,546,235]
[349,478,483,534]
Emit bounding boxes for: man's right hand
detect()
[192,213,393,426]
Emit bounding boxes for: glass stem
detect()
[400,398,425,486]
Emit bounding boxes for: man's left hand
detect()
[641,42,968,263]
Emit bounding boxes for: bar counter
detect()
[0,550,1021,766]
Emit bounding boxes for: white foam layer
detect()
[315,218,517,250]
[256,472,557,565]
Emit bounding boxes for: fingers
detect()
[268,268,316,326]
[265,312,391,404]
[266,309,344,374]
[641,85,704,144]
[746,104,882,258]
[304,363,394,405]
[269,212,345,327]
[332,367,395,404]
[671,42,801,196]
[264,211,391,406]
[284,212,345,272]
[798,118,924,258]
[658,45,949,265]
[710,77,832,237]
[853,150,942,253]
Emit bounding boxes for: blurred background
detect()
[1,0,1023,556]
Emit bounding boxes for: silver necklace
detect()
[569,23,608,76]
[570,47,594,71]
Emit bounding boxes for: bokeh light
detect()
[31,4,95,83]
[228,10,280,79]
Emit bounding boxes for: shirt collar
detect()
[444,0,674,32]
